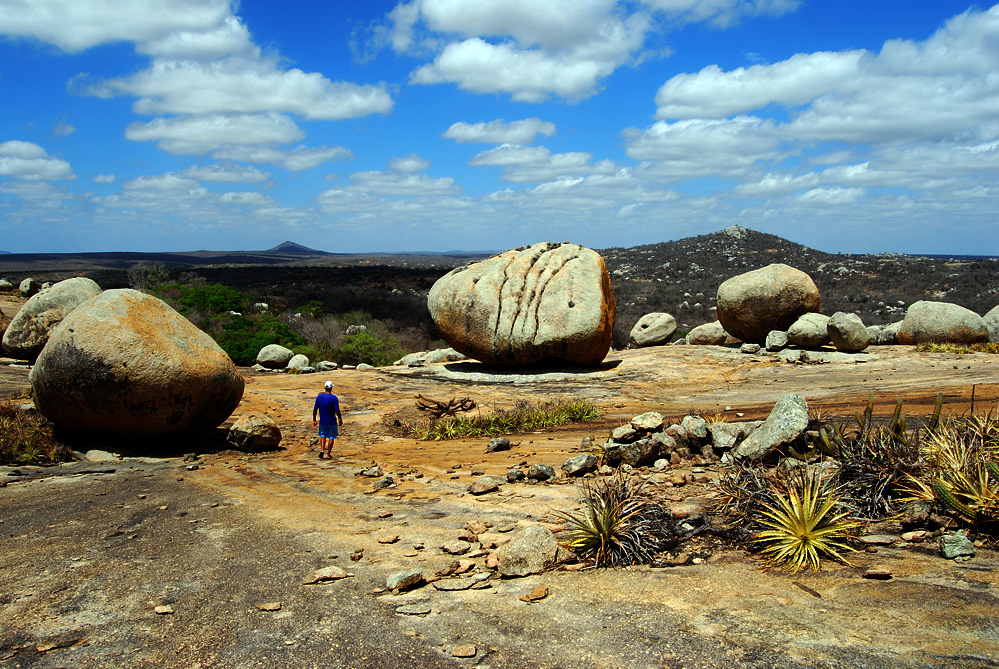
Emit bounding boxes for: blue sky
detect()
[1,1,996,255]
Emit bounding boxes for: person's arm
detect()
[313,397,319,425]
[335,406,343,426]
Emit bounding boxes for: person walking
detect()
[313,380,343,459]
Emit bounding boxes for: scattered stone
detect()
[154,605,174,615]
[360,466,384,477]
[372,476,394,490]
[940,532,976,559]
[468,476,504,495]
[611,424,638,441]
[466,521,488,535]
[386,569,424,591]
[507,468,525,482]
[486,437,512,453]
[901,530,929,543]
[427,242,616,366]
[451,644,477,658]
[859,534,899,546]
[442,540,472,556]
[561,453,597,477]
[733,394,809,460]
[227,413,282,452]
[716,264,821,343]
[256,602,282,611]
[740,343,761,354]
[396,603,431,616]
[378,534,400,544]
[526,463,556,482]
[765,330,789,351]
[519,586,549,603]
[631,411,665,431]
[862,568,893,581]
[303,566,352,585]
[497,525,558,577]
[629,313,677,347]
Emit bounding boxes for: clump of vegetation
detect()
[916,342,999,355]
[0,401,61,464]
[753,471,860,573]
[556,474,678,568]
[409,397,599,440]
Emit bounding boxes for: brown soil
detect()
[2,314,999,667]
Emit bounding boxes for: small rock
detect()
[360,466,384,477]
[486,437,512,453]
[256,602,282,611]
[466,521,488,535]
[859,534,899,546]
[378,534,400,544]
[451,644,477,658]
[468,476,504,495]
[507,468,525,482]
[901,530,929,543]
[526,463,556,482]
[940,532,976,559]
[396,603,431,616]
[372,476,394,490]
[303,566,352,584]
[519,586,549,603]
[154,605,174,615]
[442,540,472,556]
[561,453,597,477]
[862,568,893,580]
[386,569,425,591]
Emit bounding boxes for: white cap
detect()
[324,380,333,389]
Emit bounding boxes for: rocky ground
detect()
[3,330,999,668]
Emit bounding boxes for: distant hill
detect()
[264,241,330,255]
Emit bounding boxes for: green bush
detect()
[0,401,60,464]
[334,331,407,367]
[212,314,305,366]
[179,283,246,314]
[296,300,326,318]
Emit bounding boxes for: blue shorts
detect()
[318,422,338,439]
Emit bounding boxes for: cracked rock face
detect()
[427,242,616,366]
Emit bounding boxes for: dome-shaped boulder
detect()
[896,301,988,346]
[30,289,244,438]
[716,264,820,343]
[427,242,615,366]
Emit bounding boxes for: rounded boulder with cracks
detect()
[427,242,616,366]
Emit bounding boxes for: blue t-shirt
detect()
[314,393,340,425]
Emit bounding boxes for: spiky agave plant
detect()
[753,471,860,573]
[556,474,675,567]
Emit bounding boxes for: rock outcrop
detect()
[228,413,282,451]
[733,394,809,460]
[716,264,820,343]
[496,525,558,577]
[896,301,989,345]
[686,321,729,345]
[257,344,295,369]
[427,242,615,366]
[2,277,101,360]
[30,289,244,437]
[629,313,677,347]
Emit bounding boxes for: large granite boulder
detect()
[427,242,616,366]
[19,278,40,297]
[787,312,831,348]
[827,312,871,352]
[896,301,989,346]
[629,313,677,347]
[2,277,102,360]
[716,264,820,343]
[983,305,999,344]
[30,289,244,437]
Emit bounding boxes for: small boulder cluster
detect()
[254,343,340,373]
[629,263,997,353]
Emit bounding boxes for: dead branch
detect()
[415,395,477,419]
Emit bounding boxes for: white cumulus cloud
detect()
[125,113,305,154]
[220,191,275,207]
[183,164,271,183]
[388,154,432,172]
[0,140,76,180]
[93,174,116,184]
[346,170,461,196]
[443,118,556,144]
[211,144,353,171]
